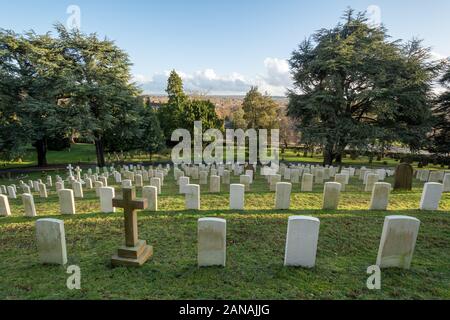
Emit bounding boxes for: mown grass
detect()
[0,144,171,169]
[1,143,447,170]
[0,170,449,300]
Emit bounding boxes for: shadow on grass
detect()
[1,207,445,226]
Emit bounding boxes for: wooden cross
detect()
[112,188,148,247]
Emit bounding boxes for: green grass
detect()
[0,144,171,169]
[1,143,447,170]
[0,170,449,300]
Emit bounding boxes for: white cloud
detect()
[430,51,449,61]
[134,58,293,96]
[262,57,291,87]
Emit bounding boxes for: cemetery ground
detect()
[1,143,446,170]
[0,171,449,300]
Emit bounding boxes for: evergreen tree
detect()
[288,9,440,165]
[431,64,450,154]
[242,87,279,130]
[138,103,165,160]
[56,23,141,167]
[158,70,187,143]
[0,29,70,166]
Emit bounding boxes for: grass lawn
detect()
[0,144,171,169]
[1,143,447,170]
[0,170,449,300]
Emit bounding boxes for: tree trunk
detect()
[323,144,334,166]
[335,153,343,164]
[94,137,106,167]
[36,139,48,167]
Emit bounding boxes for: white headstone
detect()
[222,170,231,184]
[365,173,379,192]
[150,177,161,194]
[369,182,391,210]
[275,182,292,210]
[115,172,122,184]
[376,215,420,269]
[58,189,75,215]
[229,184,245,210]
[94,181,104,197]
[185,184,200,210]
[246,170,254,183]
[301,173,313,192]
[142,186,158,211]
[99,176,108,187]
[72,181,83,199]
[315,168,324,184]
[290,169,300,183]
[38,183,48,198]
[179,176,190,194]
[85,178,93,189]
[0,194,11,216]
[35,218,67,265]
[135,174,143,187]
[7,186,16,199]
[99,187,115,213]
[322,182,341,210]
[210,175,221,193]
[443,174,450,192]
[22,185,31,194]
[22,193,37,217]
[334,174,347,191]
[240,175,252,191]
[428,171,441,183]
[198,218,226,267]
[284,216,320,268]
[269,174,281,192]
[419,182,443,210]
[55,181,64,192]
[33,181,40,193]
[155,171,164,185]
[199,171,208,185]
[122,179,132,188]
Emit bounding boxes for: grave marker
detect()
[58,189,75,215]
[100,187,116,213]
[36,219,67,265]
[376,215,420,269]
[0,194,11,216]
[322,182,341,210]
[22,193,37,217]
[198,218,226,267]
[111,188,152,267]
[419,182,443,210]
[275,182,292,210]
[284,216,320,268]
[394,163,413,191]
[142,186,158,211]
[229,184,245,210]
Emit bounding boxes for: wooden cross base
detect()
[111,240,153,267]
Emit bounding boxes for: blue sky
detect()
[1,0,449,95]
